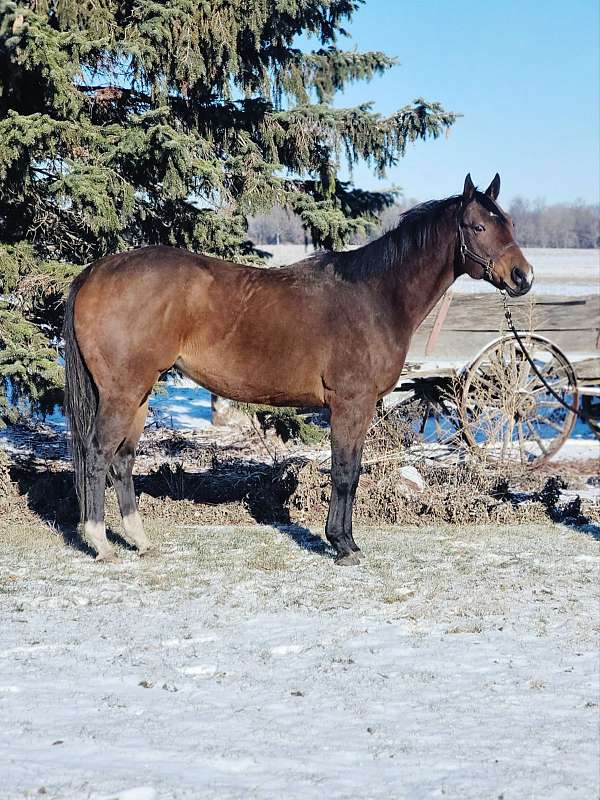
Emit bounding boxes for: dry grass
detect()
[1,407,597,563]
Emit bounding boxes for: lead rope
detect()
[496,282,586,421]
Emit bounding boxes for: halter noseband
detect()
[458,221,519,284]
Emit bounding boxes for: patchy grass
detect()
[3,515,599,628]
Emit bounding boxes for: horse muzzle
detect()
[504,265,534,297]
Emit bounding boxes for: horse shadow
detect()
[556,517,600,541]
[10,462,143,556]
[259,521,332,557]
[137,459,333,558]
[10,457,333,559]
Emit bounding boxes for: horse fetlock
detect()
[83,520,118,563]
[122,511,150,552]
[83,519,110,551]
[327,528,358,559]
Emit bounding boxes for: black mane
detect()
[335,195,462,282]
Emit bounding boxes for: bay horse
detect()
[63,173,533,565]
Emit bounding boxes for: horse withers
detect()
[63,173,533,565]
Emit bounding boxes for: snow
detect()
[99,789,157,800]
[550,438,600,461]
[453,247,599,296]
[148,379,212,430]
[1,520,598,799]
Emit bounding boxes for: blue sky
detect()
[310,0,599,205]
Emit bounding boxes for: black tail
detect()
[62,269,96,522]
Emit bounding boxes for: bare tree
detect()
[509,198,599,248]
[249,198,599,249]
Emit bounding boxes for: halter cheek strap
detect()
[458,223,518,283]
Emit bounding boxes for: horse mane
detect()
[334,195,463,282]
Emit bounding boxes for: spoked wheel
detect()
[397,376,462,449]
[380,378,464,459]
[460,334,578,468]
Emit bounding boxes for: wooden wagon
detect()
[386,290,600,467]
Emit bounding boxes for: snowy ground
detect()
[1,518,599,799]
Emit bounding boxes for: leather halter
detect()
[458,222,519,283]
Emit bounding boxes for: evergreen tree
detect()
[0,0,457,423]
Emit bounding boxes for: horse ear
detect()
[462,173,476,202]
[484,173,501,200]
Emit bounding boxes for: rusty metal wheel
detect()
[460,334,578,468]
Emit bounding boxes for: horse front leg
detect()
[326,393,376,566]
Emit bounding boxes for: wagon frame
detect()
[386,290,600,468]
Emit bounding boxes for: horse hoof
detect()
[95,552,119,564]
[335,552,362,567]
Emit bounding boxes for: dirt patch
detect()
[286,458,598,527]
[4,452,597,536]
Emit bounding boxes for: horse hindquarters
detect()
[64,277,154,560]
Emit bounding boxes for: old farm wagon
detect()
[386,287,600,467]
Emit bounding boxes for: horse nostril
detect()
[511,266,527,288]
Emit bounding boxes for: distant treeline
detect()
[508,198,599,248]
[248,198,599,249]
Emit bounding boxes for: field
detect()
[1,517,599,800]
[262,246,600,297]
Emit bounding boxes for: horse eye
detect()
[474,224,485,233]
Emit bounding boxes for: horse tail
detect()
[62,269,96,522]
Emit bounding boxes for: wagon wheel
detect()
[382,379,464,453]
[415,381,463,450]
[460,334,578,468]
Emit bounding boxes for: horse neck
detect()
[382,212,459,334]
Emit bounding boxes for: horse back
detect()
[72,245,365,406]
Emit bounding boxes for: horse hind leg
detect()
[82,435,117,563]
[108,401,150,555]
[83,398,144,562]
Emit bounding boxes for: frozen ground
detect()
[1,518,599,800]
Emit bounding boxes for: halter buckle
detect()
[483,260,495,282]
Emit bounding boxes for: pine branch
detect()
[0,0,459,421]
